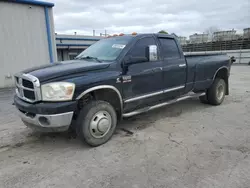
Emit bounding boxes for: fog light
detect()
[38,117,50,126]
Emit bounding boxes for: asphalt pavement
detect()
[0,65,250,188]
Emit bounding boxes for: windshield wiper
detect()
[76,56,102,62]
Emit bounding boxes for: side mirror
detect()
[146,45,158,61]
[124,56,148,65]
[230,56,236,63]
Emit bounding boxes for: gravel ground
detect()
[0,65,250,188]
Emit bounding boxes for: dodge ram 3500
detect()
[14,33,232,146]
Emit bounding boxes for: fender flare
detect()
[212,66,229,95]
[76,85,123,110]
[212,66,229,80]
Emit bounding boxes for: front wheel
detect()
[207,78,226,105]
[77,100,117,146]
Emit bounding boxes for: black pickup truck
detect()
[14,33,232,146]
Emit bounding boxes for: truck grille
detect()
[15,74,41,103]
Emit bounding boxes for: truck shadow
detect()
[118,98,214,132]
[13,130,85,149]
[21,98,214,149]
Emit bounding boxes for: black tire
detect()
[77,100,117,147]
[199,95,208,104]
[207,78,226,105]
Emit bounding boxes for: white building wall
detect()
[0,1,56,88]
[213,30,237,41]
[57,40,98,46]
[189,34,209,44]
[243,28,250,38]
[56,34,103,40]
[55,35,103,47]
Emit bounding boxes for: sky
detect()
[49,0,250,38]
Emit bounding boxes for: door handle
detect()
[179,64,186,68]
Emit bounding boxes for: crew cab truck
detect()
[14,33,232,146]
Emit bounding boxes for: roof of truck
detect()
[109,33,175,39]
[134,33,175,38]
[155,33,175,38]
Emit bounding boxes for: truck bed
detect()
[184,53,230,92]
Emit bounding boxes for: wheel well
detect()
[77,88,122,120]
[214,68,229,95]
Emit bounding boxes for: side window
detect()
[158,38,180,59]
[128,37,157,58]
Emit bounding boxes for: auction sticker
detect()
[112,44,126,49]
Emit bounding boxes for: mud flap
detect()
[225,77,229,95]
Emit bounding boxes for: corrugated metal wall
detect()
[55,35,103,61]
[57,49,86,61]
[0,2,56,88]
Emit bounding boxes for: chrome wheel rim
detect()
[217,84,224,101]
[89,111,112,138]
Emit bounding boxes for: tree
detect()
[158,30,168,34]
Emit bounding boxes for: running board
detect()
[122,92,205,118]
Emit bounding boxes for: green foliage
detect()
[158,30,168,34]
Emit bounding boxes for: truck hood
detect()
[22,60,111,82]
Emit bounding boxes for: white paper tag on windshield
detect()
[112,44,126,49]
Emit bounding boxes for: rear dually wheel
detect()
[206,78,226,105]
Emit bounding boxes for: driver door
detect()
[122,36,164,112]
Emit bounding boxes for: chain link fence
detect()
[181,36,250,52]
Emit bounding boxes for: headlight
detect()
[41,82,75,101]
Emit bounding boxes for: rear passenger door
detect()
[158,37,187,99]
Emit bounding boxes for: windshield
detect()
[76,36,133,61]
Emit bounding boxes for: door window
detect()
[128,37,157,58]
[158,38,180,59]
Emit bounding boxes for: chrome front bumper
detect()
[19,110,74,132]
